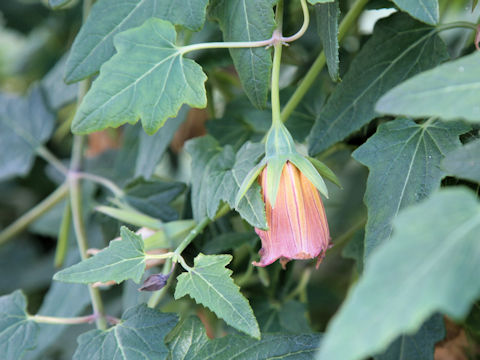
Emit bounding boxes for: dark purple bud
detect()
[139,273,169,292]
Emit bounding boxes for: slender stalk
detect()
[436,21,478,32]
[0,183,69,245]
[29,314,96,325]
[282,0,309,43]
[68,0,107,331]
[174,216,211,256]
[74,172,124,197]
[281,0,370,122]
[271,1,284,127]
[145,252,175,260]
[36,146,68,175]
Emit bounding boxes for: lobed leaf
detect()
[0,291,38,359]
[316,188,480,360]
[74,304,177,360]
[308,13,449,156]
[174,254,260,338]
[352,118,469,258]
[53,227,147,284]
[65,0,209,83]
[71,18,207,135]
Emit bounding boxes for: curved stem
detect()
[436,21,478,32]
[282,0,309,43]
[0,183,69,246]
[281,0,370,123]
[36,146,68,175]
[73,171,124,198]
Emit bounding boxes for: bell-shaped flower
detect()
[253,161,330,268]
[235,121,338,267]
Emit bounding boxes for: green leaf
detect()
[71,18,207,135]
[168,316,320,360]
[316,188,480,360]
[254,300,312,334]
[65,0,209,83]
[0,86,55,181]
[124,178,185,222]
[41,54,78,110]
[315,1,340,81]
[308,0,334,3]
[134,105,188,179]
[0,291,37,359]
[442,139,480,184]
[210,0,276,109]
[186,136,267,229]
[74,304,178,360]
[53,227,147,284]
[174,254,260,338]
[392,0,439,25]
[202,232,257,254]
[352,118,469,258]
[376,52,480,123]
[375,315,444,360]
[167,317,210,360]
[308,13,449,156]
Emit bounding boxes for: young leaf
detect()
[442,139,480,184]
[376,52,480,123]
[124,178,186,222]
[209,0,276,109]
[316,188,480,360]
[392,0,439,25]
[74,304,178,360]
[308,13,449,156]
[315,1,340,81]
[168,316,321,359]
[71,18,207,135]
[65,0,209,83]
[174,254,260,338]
[375,315,444,360]
[0,86,55,181]
[186,136,267,229]
[0,291,38,359]
[352,118,469,258]
[53,227,147,284]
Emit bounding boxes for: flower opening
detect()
[254,161,331,268]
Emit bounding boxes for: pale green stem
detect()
[0,183,69,246]
[179,0,309,55]
[436,21,478,32]
[67,0,107,331]
[145,252,175,260]
[284,268,312,302]
[36,146,68,175]
[281,0,370,123]
[271,1,284,127]
[73,171,124,198]
[29,314,96,325]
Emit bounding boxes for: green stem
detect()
[284,268,312,302]
[74,172,124,198]
[436,21,478,32]
[282,0,309,43]
[281,0,370,122]
[271,1,284,127]
[67,0,107,331]
[145,252,175,260]
[54,198,71,268]
[29,314,96,325]
[174,216,211,256]
[36,146,68,175]
[0,183,69,246]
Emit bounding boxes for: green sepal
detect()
[289,154,329,198]
[265,122,296,159]
[234,159,267,207]
[308,156,342,188]
[266,156,288,208]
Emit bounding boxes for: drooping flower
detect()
[253,161,330,268]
